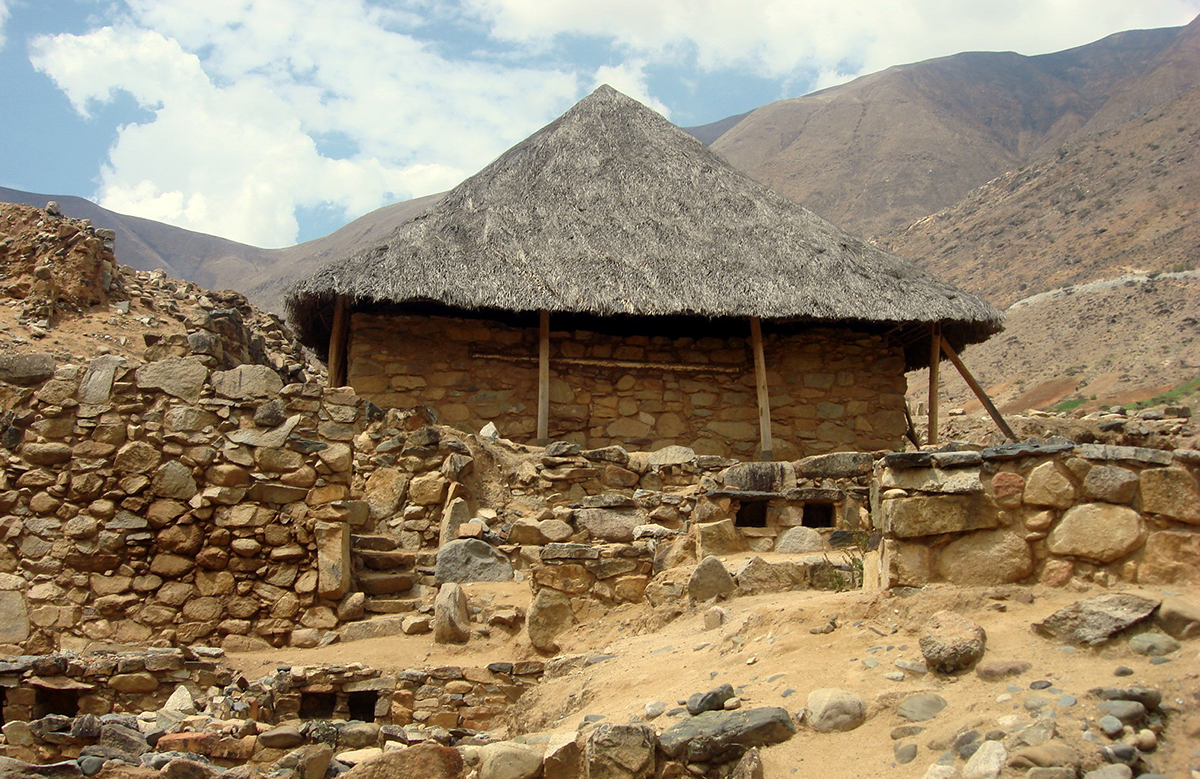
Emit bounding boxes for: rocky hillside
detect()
[708,22,1188,237]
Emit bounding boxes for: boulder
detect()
[938,529,1032,585]
[688,556,735,603]
[919,611,986,673]
[337,745,464,779]
[584,724,657,779]
[211,365,283,400]
[658,707,795,763]
[435,539,514,584]
[1157,596,1200,639]
[527,587,574,653]
[883,494,997,538]
[0,353,55,385]
[734,557,801,594]
[134,356,208,403]
[1139,466,1200,524]
[576,508,645,543]
[804,689,866,732]
[433,583,471,644]
[697,518,749,555]
[1032,593,1160,645]
[774,526,824,554]
[477,741,543,779]
[1047,504,1144,563]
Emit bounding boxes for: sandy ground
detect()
[224,577,1200,778]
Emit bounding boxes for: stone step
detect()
[364,597,422,614]
[354,549,417,571]
[351,534,399,552]
[356,571,415,596]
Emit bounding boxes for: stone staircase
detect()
[349,534,432,615]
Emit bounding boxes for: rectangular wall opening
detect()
[802,502,835,528]
[347,691,378,722]
[735,501,768,528]
[299,691,337,720]
[33,687,79,719]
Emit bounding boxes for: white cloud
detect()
[0,0,10,50]
[592,60,670,116]
[468,0,1200,81]
[30,0,582,247]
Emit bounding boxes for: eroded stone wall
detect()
[866,442,1200,590]
[345,312,908,460]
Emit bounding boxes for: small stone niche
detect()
[33,686,80,719]
[801,502,835,528]
[347,691,378,722]
[299,691,337,720]
[734,500,768,528]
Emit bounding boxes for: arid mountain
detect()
[0,186,276,289]
[708,24,1184,237]
[884,85,1200,308]
[0,185,441,314]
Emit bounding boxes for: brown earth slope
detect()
[709,24,1184,237]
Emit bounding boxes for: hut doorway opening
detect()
[33,687,79,719]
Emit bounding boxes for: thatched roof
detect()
[287,85,1002,367]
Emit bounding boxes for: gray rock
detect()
[687,684,735,715]
[527,587,574,653]
[688,556,735,603]
[1032,593,1160,646]
[1098,715,1124,738]
[1090,687,1162,709]
[728,747,764,779]
[98,723,149,759]
[1082,768,1132,779]
[1157,596,1200,639]
[77,355,125,403]
[658,707,795,763]
[1097,700,1145,725]
[0,352,55,385]
[152,461,198,500]
[896,693,947,722]
[961,741,1006,779]
[804,689,865,732]
[0,592,30,643]
[919,611,986,673]
[721,462,793,492]
[259,725,305,749]
[1127,633,1180,656]
[433,583,470,644]
[584,724,656,779]
[434,539,513,584]
[795,452,873,478]
[774,526,825,553]
[1082,466,1139,504]
[134,356,208,403]
[648,445,695,467]
[211,365,283,400]
[576,508,645,543]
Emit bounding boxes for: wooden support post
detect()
[327,296,349,388]
[939,336,1018,442]
[750,317,773,461]
[537,310,550,444]
[927,323,940,446]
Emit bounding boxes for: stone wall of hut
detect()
[345,312,909,460]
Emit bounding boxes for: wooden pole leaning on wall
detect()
[537,310,550,444]
[750,317,774,461]
[327,296,349,388]
[927,323,940,446]
[939,336,1018,442]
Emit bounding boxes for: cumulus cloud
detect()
[30,0,581,247]
[468,0,1200,81]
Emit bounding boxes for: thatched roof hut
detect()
[288,86,1000,361]
[287,86,1004,457]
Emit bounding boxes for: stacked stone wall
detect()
[345,312,908,460]
[867,442,1200,590]
[0,351,376,654]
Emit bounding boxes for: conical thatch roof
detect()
[287,85,1002,367]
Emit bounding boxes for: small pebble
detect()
[1113,666,1134,677]
[1031,680,1052,690]
[883,672,905,681]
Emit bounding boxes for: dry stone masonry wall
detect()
[346,312,908,460]
[867,441,1200,590]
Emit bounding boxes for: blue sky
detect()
[2,1,1198,248]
